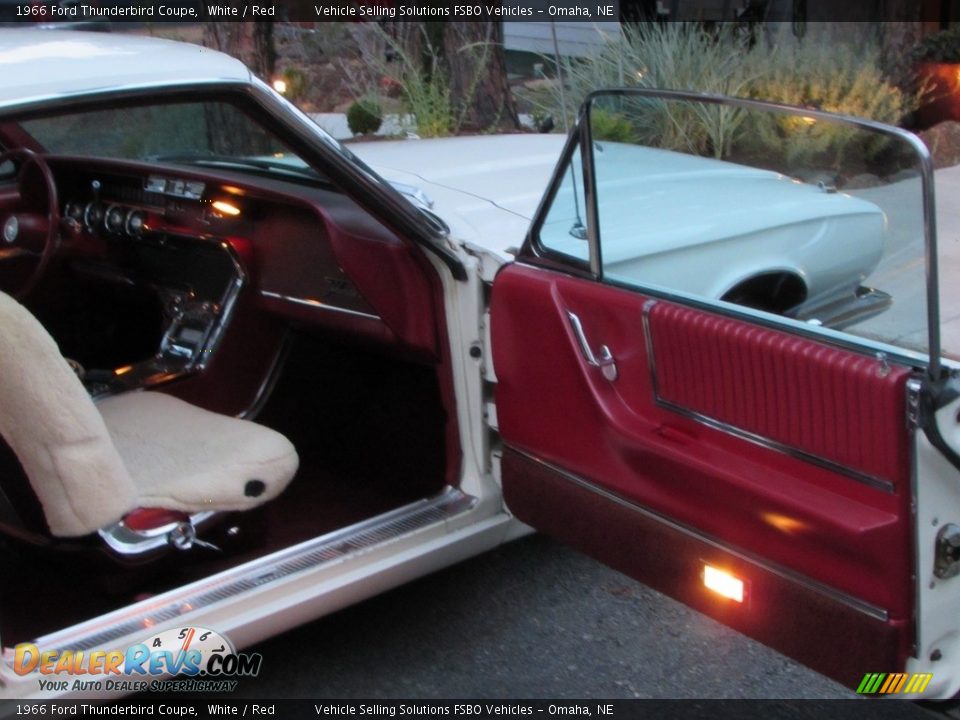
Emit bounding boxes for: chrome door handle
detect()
[567,311,618,381]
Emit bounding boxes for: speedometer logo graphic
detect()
[144,626,234,674]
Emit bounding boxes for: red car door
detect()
[490,90,960,695]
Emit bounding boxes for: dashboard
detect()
[42,157,440,398]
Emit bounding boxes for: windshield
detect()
[18,99,325,183]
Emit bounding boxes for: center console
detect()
[75,234,246,398]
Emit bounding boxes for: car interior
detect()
[0,96,459,646]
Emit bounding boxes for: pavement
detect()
[842,163,960,360]
[934,165,960,358]
[237,535,862,699]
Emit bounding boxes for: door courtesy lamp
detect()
[703,564,745,603]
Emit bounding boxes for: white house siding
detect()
[503,21,621,58]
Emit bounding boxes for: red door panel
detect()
[647,301,911,488]
[491,263,915,679]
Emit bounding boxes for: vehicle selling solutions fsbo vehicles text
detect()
[312,4,614,17]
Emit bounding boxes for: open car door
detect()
[490,90,960,696]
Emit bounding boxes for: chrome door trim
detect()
[509,446,890,623]
[641,299,896,494]
[574,87,939,381]
[907,377,923,658]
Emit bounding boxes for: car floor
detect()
[0,330,449,646]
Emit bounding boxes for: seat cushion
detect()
[97,392,299,514]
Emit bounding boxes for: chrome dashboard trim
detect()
[640,299,897,494]
[510,447,890,623]
[259,290,381,322]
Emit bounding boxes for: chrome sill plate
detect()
[3,487,475,660]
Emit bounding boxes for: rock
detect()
[918,121,960,169]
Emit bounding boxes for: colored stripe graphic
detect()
[904,673,933,694]
[856,672,933,694]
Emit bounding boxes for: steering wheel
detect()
[0,148,60,299]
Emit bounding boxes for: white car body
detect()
[353,137,886,309]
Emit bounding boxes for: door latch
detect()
[934,523,960,579]
[567,311,618,382]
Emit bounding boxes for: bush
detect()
[588,108,636,143]
[742,29,913,168]
[278,67,308,102]
[541,23,762,158]
[339,25,495,138]
[540,23,918,164]
[346,96,383,136]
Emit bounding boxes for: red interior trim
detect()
[492,263,914,623]
[647,300,911,488]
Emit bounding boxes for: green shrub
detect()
[588,108,636,143]
[540,23,761,157]
[403,79,453,138]
[346,96,383,136]
[742,29,913,168]
[279,67,308,102]
[338,25,485,138]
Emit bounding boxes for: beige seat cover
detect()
[0,289,298,537]
[98,392,298,513]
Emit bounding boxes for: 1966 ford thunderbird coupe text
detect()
[1,30,960,699]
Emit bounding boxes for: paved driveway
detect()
[235,535,871,700]
[852,164,960,359]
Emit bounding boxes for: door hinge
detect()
[934,523,960,579]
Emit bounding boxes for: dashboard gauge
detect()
[125,209,146,238]
[64,201,84,222]
[105,205,126,234]
[83,202,104,232]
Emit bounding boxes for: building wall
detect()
[503,22,621,58]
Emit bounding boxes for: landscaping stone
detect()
[919,121,960,169]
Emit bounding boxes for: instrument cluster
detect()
[64,200,148,239]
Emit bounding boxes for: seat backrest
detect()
[0,290,136,536]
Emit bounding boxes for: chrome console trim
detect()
[510,447,890,623]
[157,240,246,374]
[238,331,292,421]
[640,300,896,494]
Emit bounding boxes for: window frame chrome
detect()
[521,87,941,380]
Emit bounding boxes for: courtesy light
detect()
[211,200,241,217]
[703,564,744,603]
